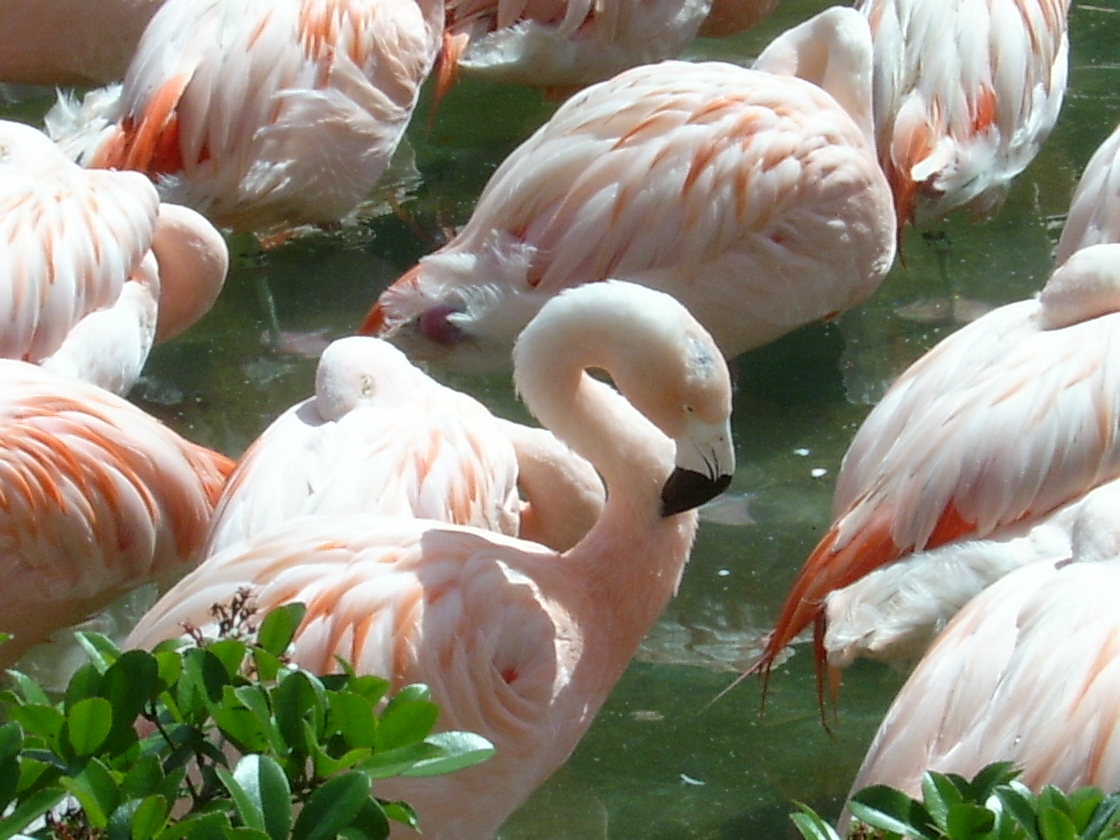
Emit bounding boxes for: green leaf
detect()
[206,638,250,680]
[215,764,266,832]
[1067,787,1105,832]
[379,800,417,832]
[921,770,964,830]
[1082,792,1120,840]
[232,686,287,756]
[65,662,105,709]
[4,671,50,706]
[8,704,64,742]
[0,723,24,812]
[358,743,441,780]
[375,696,438,752]
[968,762,1021,800]
[849,784,937,839]
[1039,807,1077,840]
[213,704,269,754]
[65,696,114,757]
[233,755,292,840]
[130,796,170,840]
[154,651,183,693]
[61,757,122,828]
[256,604,305,658]
[75,631,124,672]
[788,802,844,840]
[273,671,326,756]
[291,771,369,840]
[341,798,390,840]
[328,691,378,749]
[0,787,67,840]
[945,802,996,837]
[403,732,494,777]
[996,784,1043,840]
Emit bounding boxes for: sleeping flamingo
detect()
[202,334,604,557]
[125,280,735,840]
[1054,121,1120,266]
[438,0,779,95]
[856,0,1070,228]
[747,242,1120,706]
[361,6,896,372]
[45,0,443,235]
[0,119,228,396]
[0,359,234,667]
[0,0,163,86]
[837,480,1120,833]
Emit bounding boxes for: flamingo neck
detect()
[515,340,673,519]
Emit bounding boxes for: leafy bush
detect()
[791,762,1120,840]
[0,594,493,840]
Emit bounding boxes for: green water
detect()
[4,1,1120,836]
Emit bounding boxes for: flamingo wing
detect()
[860,0,1069,224]
[842,557,1120,826]
[372,56,894,366]
[0,360,232,664]
[755,246,1120,687]
[203,399,523,556]
[65,0,442,232]
[0,125,160,366]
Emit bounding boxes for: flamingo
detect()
[0,119,228,396]
[0,359,234,667]
[125,279,735,840]
[747,242,1120,705]
[437,0,779,95]
[856,0,1070,228]
[1054,121,1120,266]
[837,480,1120,833]
[44,0,443,235]
[360,6,896,372]
[0,0,163,87]
[202,334,604,557]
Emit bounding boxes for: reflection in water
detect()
[2,1,1120,837]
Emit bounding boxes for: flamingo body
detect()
[839,481,1120,831]
[858,0,1070,226]
[1055,121,1120,266]
[363,7,895,371]
[203,335,604,557]
[750,243,1120,692]
[443,0,709,91]
[0,359,233,666]
[0,119,228,395]
[127,280,735,840]
[46,0,443,234]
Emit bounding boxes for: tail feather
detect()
[90,72,194,175]
[358,264,424,336]
[748,499,979,717]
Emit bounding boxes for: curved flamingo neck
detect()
[514,328,672,520]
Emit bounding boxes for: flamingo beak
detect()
[661,417,735,517]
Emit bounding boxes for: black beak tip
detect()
[660,468,733,518]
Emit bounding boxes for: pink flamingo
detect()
[45,0,443,235]
[360,6,896,372]
[0,119,228,396]
[0,359,234,667]
[438,0,779,95]
[856,0,1070,228]
[838,479,1120,832]
[0,0,163,87]
[747,242,1120,705]
[126,280,735,840]
[1054,121,1120,266]
[203,334,604,557]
